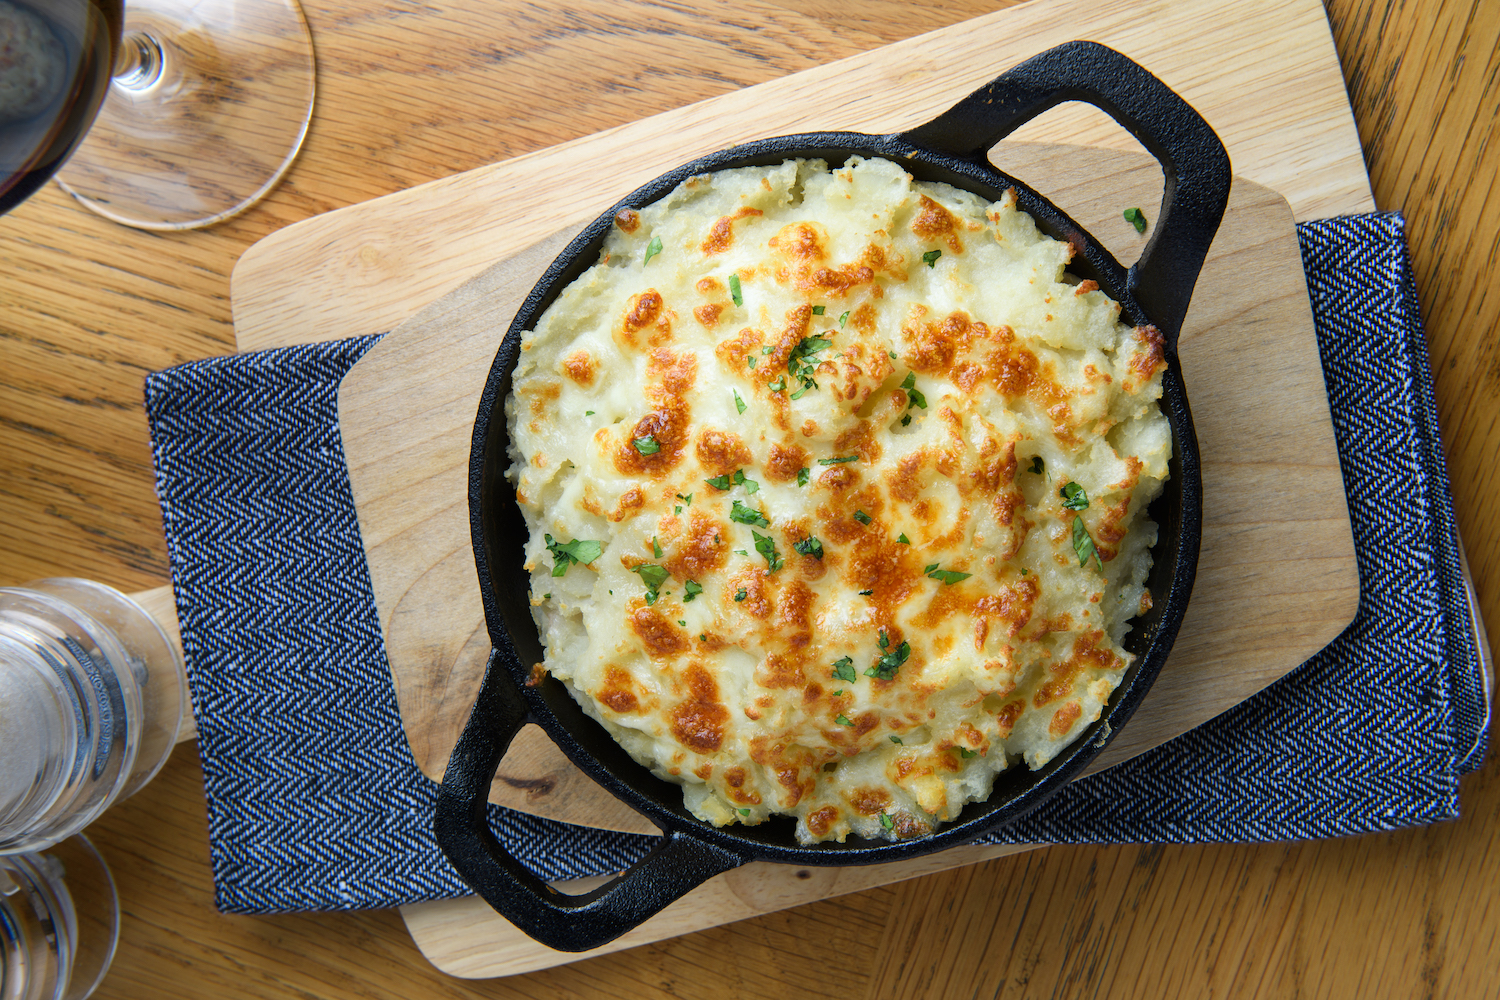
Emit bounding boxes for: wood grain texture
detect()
[333,148,1358,838]
[0,1,1496,998]
[230,0,1374,352]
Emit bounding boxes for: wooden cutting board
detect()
[226,0,1370,977]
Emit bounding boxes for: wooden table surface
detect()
[1,1,1495,996]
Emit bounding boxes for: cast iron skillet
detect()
[438,40,1230,952]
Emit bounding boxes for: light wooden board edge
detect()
[340,148,1361,836]
[401,843,1035,979]
[230,0,1374,353]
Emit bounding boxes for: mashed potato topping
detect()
[506,157,1171,844]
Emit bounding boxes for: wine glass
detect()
[0,0,314,229]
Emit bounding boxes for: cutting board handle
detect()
[900,39,1231,342]
[435,651,747,953]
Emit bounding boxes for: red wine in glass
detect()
[0,0,121,215]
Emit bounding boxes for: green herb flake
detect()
[734,549,748,556]
[752,529,783,571]
[835,714,854,727]
[867,635,911,681]
[541,593,550,600]
[839,310,851,328]
[888,735,903,745]
[730,499,769,527]
[1124,206,1148,233]
[683,579,703,602]
[797,467,810,487]
[853,510,872,525]
[900,414,912,427]
[922,249,942,268]
[888,350,897,359]
[733,389,747,414]
[732,469,760,494]
[734,588,748,602]
[926,564,972,586]
[674,506,682,514]
[831,656,857,683]
[768,377,786,393]
[738,807,751,816]
[957,747,978,759]
[899,371,928,410]
[812,305,826,315]
[793,535,824,559]
[833,689,843,697]
[729,273,743,306]
[632,435,661,455]
[700,634,707,641]
[1060,481,1089,511]
[859,589,873,596]
[897,533,911,544]
[644,235,663,265]
[762,345,774,355]
[585,410,595,416]
[652,536,663,558]
[747,355,757,369]
[705,473,732,490]
[630,563,671,603]
[545,534,604,577]
[1072,515,1105,571]
[1030,456,1045,475]
[676,493,692,506]
[818,455,858,466]
[1020,568,1029,576]
[880,812,895,830]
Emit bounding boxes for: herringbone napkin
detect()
[144,213,1488,913]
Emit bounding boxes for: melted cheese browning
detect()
[507,157,1171,844]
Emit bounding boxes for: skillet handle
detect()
[900,40,1231,340]
[434,651,747,953]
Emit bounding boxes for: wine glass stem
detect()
[114,32,165,91]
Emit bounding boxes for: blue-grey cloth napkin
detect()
[145,212,1488,914]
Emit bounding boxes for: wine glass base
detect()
[55,0,315,230]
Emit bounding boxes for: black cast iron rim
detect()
[438,40,1229,952]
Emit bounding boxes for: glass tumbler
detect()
[0,579,187,854]
[0,834,120,1000]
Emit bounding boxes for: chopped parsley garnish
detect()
[838,310,851,328]
[831,656,857,683]
[786,336,832,399]
[897,533,911,544]
[888,350,897,359]
[675,505,682,514]
[752,530,783,571]
[888,735,902,745]
[866,631,910,681]
[957,747,978,759]
[859,589,873,596]
[542,593,550,600]
[853,510,872,525]
[834,714,854,727]
[1073,515,1104,571]
[732,469,760,494]
[705,472,732,490]
[676,493,692,505]
[630,563,670,603]
[729,499,769,526]
[683,579,703,602]
[796,467,810,487]
[734,549,748,556]
[1020,568,1029,576]
[729,273,743,306]
[900,414,912,427]
[545,534,603,577]
[900,371,928,409]
[734,588,748,602]
[818,455,858,465]
[833,689,843,697]
[793,535,824,559]
[747,355,757,369]
[1124,206,1148,233]
[812,305,825,315]
[652,536,663,558]
[677,620,686,626]
[585,410,595,416]
[922,249,942,268]
[644,235,663,265]
[880,812,895,829]
[768,376,786,393]
[1030,456,1045,475]
[632,435,660,455]
[738,807,751,816]
[762,345,774,355]
[733,390,747,414]
[925,563,972,585]
[1060,481,1089,510]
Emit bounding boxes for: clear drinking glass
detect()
[0,835,120,1000]
[0,578,187,855]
